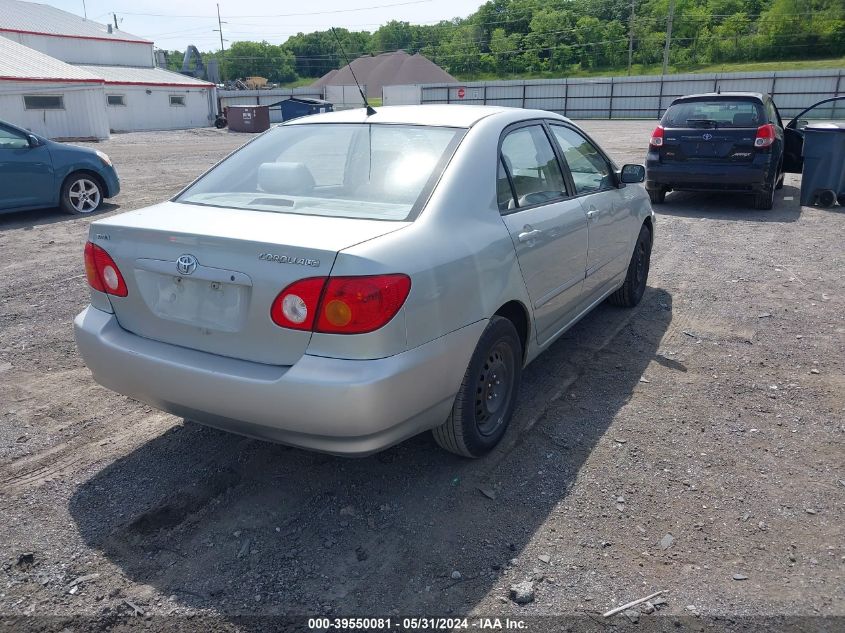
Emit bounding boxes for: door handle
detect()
[518,229,542,243]
[586,208,599,220]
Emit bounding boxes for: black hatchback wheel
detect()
[433,317,522,458]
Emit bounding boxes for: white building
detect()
[0,0,217,140]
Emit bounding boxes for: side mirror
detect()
[620,164,645,184]
[27,134,40,147]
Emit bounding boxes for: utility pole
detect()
[214,3,226,81]
[113,13,118,30]
[627,0,636,75]
[81,0,87,19]
[662,0,675,75]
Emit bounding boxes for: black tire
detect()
[753,185,775,210]
[608,224,652,308]
[214,116,227,129]
[60,172,104,215]
[432,316,522,458]
[648,188,666,204]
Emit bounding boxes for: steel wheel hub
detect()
[475,342,514,436]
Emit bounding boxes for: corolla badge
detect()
[176,254,198,275]
[702,133,713,140]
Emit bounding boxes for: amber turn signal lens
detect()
[324,299,353,327]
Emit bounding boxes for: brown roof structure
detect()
[312,50,456,97]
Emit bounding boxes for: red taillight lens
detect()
[316,274,411,334]
[755,123,775,148]
[650,125,664,148]
[270,277,328,331]
[270,274,412,334]
[84,242,128,297]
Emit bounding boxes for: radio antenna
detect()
[331,27,376,116]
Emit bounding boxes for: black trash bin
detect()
[800,122,845,207]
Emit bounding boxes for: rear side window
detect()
[662,100,764,128]
[499,125,567,211]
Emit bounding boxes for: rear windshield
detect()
[176,123,464,221]
[662,100,765,128]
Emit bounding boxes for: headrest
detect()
[732,112,757,127]
[257,162,315,195]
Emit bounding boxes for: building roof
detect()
[0,35,101,82]
[312,50,456,96]
[77,65,215,87]
[0,0,151,44]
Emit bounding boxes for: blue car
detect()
[0,119,119,215]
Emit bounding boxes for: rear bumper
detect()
[74,306,485,456]
[646,157,773,192]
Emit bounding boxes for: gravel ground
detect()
[0,122,842,631]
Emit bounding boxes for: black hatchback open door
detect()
[782,96,845,173]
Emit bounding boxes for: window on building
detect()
[107,94,126,106]
[169,95,186,106]
[23,95,64,110]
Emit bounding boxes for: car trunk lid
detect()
[89,201,408,366]
[660,126,757,163]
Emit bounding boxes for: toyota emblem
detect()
[702,133,713,140]
[176,254,198,275]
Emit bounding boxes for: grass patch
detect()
[455,57,845,82]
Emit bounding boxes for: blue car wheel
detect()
[61,172,103,215]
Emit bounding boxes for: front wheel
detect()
[432,317,522,458]
[608,224,652,308]
[60,173,103,215]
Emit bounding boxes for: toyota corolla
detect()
[74,105,654,457]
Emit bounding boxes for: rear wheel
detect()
[609,224,652,308]
[432,317,522,458]
[648,188,666,204]
[60,173,103,215]
[753,184,775,210]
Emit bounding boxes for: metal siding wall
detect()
[104,86,212,132]
[410,69,845,120]
[3,32,154,66]
[382,84,421,105]
[0,81,109,139]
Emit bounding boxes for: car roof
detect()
[673,92,769,104]
[284,104,567,128]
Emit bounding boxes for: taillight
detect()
[84,242,128,297]
[270,277,327,331]
[755,123,775,148]
[270,274,411,334]
[650,125,664,148]
[316,275,411,334]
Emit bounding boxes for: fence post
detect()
[608,76,615,120]
[483,85,487,105]
[834,71,843,120]
[522,83,526,109]
[563,80,568,117]
[771,73,778,101]
[657,75,664,119]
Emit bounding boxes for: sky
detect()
[45,0,487,51]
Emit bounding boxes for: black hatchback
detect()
[645,92,801,210]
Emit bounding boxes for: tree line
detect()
[164,0,845,83]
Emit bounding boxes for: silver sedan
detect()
[74,105,654,457]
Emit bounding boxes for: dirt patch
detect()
[0,123,842,628]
